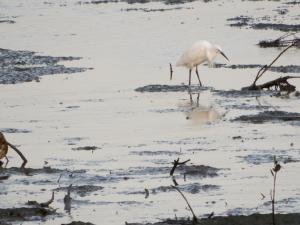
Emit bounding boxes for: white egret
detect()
[176,40,229,86]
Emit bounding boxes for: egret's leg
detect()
[188,69,192,86]
[195,66,202,87]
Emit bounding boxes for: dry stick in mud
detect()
[0,132,28,168]
[170,158,191,176]
[172,185,198,224]
[243,42,300,92]
[170,63,174,80]
[270,156,281,225]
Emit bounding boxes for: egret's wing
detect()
[177,41,208,67]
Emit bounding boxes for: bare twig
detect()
[252,42,296,87]
[170,63,173,80]
[170,158,190,176]
[40,191,55,207]
[172,185,198,224]
[7,142,28,168]
[252,42,296,88]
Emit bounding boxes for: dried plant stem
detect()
[252,42,296,86]
[172,185,198,224]
[271,172,277,225]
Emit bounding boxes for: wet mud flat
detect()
[1,0,300,224]
[127,213,300,225]
[0,48,91,84]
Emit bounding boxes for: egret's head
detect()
[214,45,229,61]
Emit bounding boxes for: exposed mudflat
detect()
[127,213,300,225]
[0,48,91,84]
[1,0,300,225]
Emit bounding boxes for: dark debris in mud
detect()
[0,207,56,222]
[233,110,300,124]
[127,213,300,225]
[0,48,91,84]
[54,185,103,197]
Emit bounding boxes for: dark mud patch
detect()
[151,183,219,194]
[0,166,86,176]
[135,85,210,93]
[212,89,268,98]
[71,146,101,151]
[227,15,300,32]
[238,153,299,165]
[62,222,95,225]
[121,6,192,12]
[214,63,300,74]
[177,165,220,178]
[233,110,300,124]
[127,213,300,225]
[54,185,103,197]
[64,137,88,145]
[0,128,31,133]
[0,20,15,24]
[0,48,91,84]
[115,164,220,178]
[130,150,182,156]
[79,0,212,5]
[0,207,56,223]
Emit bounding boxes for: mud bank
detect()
[0,207,56,223]
[0,48,91,84]
[234,110,300,124]
[135,85,210,93]
[78,0,213,5]
[127,213,300,225]
[214,63,300,74]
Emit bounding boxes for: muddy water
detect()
[0,0,300,224]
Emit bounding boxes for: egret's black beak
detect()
[220,51,229,61]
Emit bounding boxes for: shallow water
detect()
[0,0,300,224]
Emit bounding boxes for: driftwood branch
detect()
[172,185,198,224]
[7,142,28,168]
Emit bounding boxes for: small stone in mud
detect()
[71,146,100,151]
[54,185,103,197]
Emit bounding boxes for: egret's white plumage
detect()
[176,40,229,86]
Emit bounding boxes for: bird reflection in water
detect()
[182,92,223,124]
